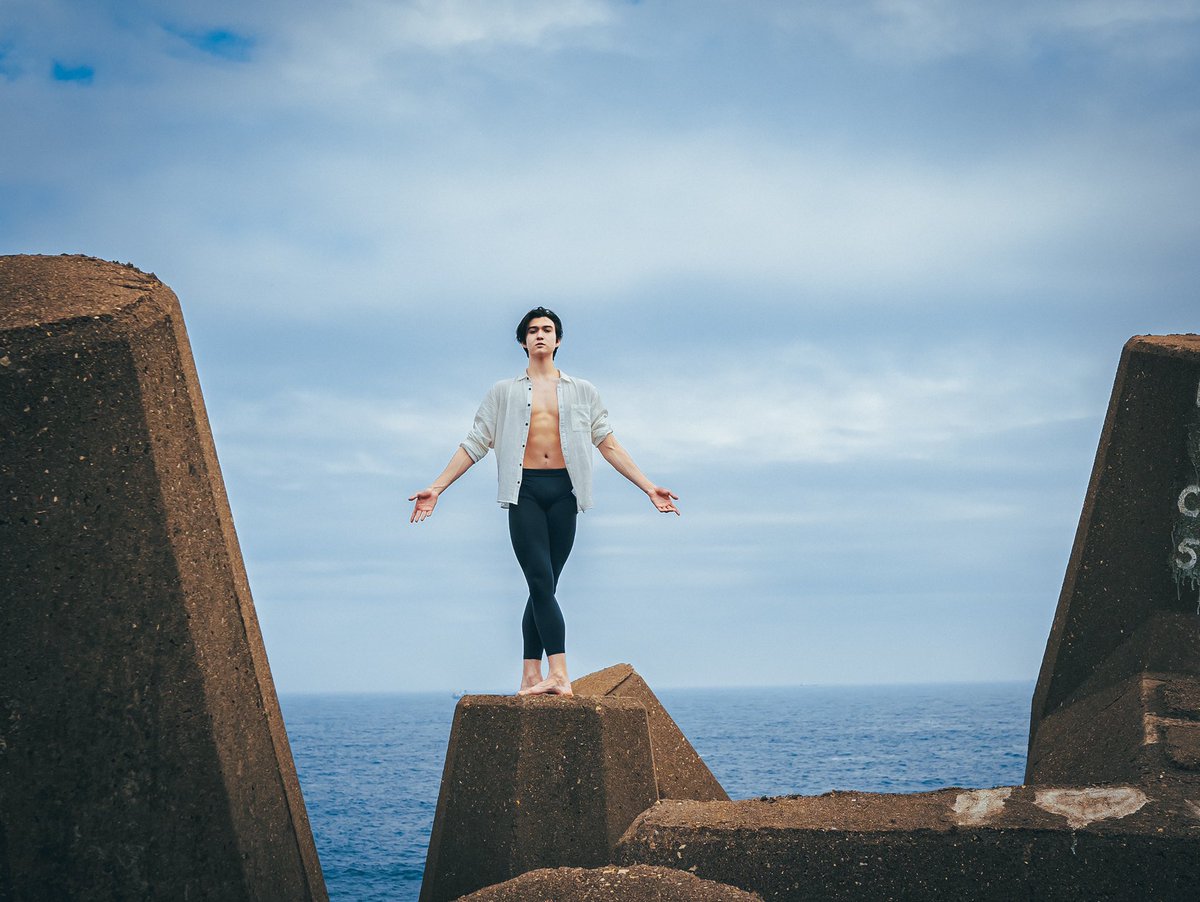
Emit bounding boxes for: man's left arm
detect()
[597,433,680,515]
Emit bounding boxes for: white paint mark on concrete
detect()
[1177,537,1200,569]
[952,788,1012,826]
[1179,486,1200,518]
[1034,787,1148,829]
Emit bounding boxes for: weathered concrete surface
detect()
[0,256,326,900]
[1028,335,1200,785]
[420,695,659,902]
[617,787,1200,900]
[575,664,729,802]
[458,864,762,901]
[1028,671,1200,784]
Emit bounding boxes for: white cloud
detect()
[388,136,1098,300]
[254,0,616,109]
[210,389,476,481]
[385,0,612,49]
[207,341,1096,487]
[54,124,1189,317]
[601,342,1096,466]
[768,0,1200,63]
[4,1,1197,318]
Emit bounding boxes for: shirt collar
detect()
[518,370,573,382]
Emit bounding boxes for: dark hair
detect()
[516,307,563,358]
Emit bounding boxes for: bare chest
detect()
[529,380,560,429]
[523,379,565,467]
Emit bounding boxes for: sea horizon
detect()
[279,676,1036,698]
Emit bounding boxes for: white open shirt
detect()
[460,371,613,512]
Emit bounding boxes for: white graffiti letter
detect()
[1179,486,1200,518]
[1176,538,1200,571]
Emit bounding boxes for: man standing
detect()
[409,308,679,696]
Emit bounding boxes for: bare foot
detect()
[518,675,573,696]
[518,672,544,694]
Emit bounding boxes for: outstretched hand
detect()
[648,486,680,516]
[409,488,439,523]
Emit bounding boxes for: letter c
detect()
[1179,486,1200,518]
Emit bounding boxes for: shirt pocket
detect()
[570,406,592,433]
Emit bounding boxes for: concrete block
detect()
[458,864,763,901]
[420,695,658,902]
[0,255,326,900]
[616,786,1200,900]
[575,664,729,802]
[1028,335,1200,785]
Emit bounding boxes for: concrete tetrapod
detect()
[1027,335,1200,785]
[575,664,729,802]
[0,256,326,900]
[615,786,1200,900]
[420,695,659,902]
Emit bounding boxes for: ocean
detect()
[282,681,1033,901]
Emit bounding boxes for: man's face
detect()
[523,316,560,358]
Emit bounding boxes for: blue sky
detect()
[3,0,1198,693]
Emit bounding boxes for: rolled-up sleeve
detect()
[460,386,497,462]
[590,387,613,447]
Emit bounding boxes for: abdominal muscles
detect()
[523,403,566,468]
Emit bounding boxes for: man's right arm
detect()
[409,384,498,524]
[409,447,476,524]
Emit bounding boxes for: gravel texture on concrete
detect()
[457,864,762,901]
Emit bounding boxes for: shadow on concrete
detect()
[0,256,327,900]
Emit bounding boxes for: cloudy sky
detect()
[3,0,1198,693]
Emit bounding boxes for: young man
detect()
[409,307,679,696]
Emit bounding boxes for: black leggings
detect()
[508,468,577,659]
